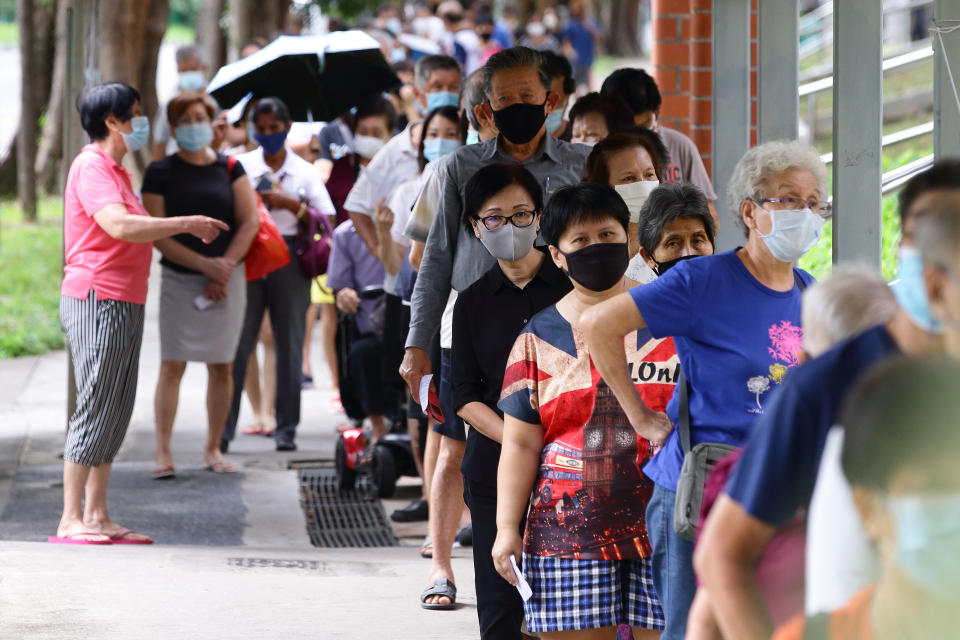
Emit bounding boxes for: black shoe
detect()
[455,523,473,547]
[275,438,297,452]
[219,439,229,454]
[301,373,314,389]
[391,498,429,522]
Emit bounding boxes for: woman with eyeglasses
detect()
[447,164,571,631]
[579,140,829,640]
[492,182,679,639]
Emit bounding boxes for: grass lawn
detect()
[0,197,65,358]
[0,21,17,47]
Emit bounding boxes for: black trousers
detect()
[346,333,397,418]
[463,477,525,640]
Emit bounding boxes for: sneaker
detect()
[390,498,428,522]
[275,438,297,452]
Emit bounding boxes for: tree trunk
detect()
[197,0,226,72]
[36,0,69,193]
[32,0,57,111]
[17,0,38,221]
[605,0,642,58]
[133,0,170,173]
[228,0,291,61]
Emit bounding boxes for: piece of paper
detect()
[193,295,215,311]
[510,555,532,602]
[418,374,432,410]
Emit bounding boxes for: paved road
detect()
[0,46,20,157]
[0,255,479,638]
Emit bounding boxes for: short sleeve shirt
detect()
[657,125,718,201]
[629,250,814,491]
[141,153,246,275]
[499,305,679,559]
[236,147,335,237]
[325,219,386,335]
[387,175,424,248]
[724,324,900,525]
[62,145,153,304]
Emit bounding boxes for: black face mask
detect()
[653,254,700,276]
[492,98,548,144]
[560,242,630,292]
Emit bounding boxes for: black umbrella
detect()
[207,31,400,122]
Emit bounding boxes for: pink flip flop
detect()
[48,531,112,545]
[108,528,154,545]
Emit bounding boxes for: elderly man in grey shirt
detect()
[403,46,589,616]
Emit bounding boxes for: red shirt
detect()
[62,145,152,304]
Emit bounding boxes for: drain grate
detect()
[298,467,398,548]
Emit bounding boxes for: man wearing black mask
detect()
[403,46,589,615]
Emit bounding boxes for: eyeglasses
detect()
[755,196,833,218]
[478,210,537,230]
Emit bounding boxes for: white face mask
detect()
[758,207,825,263]
[353,134,386,160]
[615,180,660,223]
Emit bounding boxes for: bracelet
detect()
[296,203,308,219]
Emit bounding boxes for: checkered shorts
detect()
[522,553,665,632]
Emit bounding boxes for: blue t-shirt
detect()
[562,18,597,67]
[724,324,900,525]
[629,249,815,491]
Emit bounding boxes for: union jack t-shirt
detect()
[499,305,678,560]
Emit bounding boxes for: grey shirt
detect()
[406,134,591,351]
[657,125,718,201]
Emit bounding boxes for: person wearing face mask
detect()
[401,47,590,610]
[601,68,719,227]
[142,92,260,478]
[326,96,398,225]
[580,140,829,640]
[222,97,336,453]
[772,355,960,640]
[540,51,576,140]
[690,164,956,640]
[152,45,217,161]
[635,182,716,276]
[373,106,465,528]
[492,183,675,639]
[568,92,634,147]
[444,164,571,632]
[343,54,463,255]
[53,83,228,545]
[584,128,671,282]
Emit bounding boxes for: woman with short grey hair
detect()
[578,139,829,639]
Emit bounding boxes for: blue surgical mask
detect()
[545,108,564,135]
[178,70,206,92]
[174,123,213,153]
[758,207,825,263]
[121,116,150,152]
[426,91,460,112]
[423,137,460,162]
[254,130,288,155]
[892,245,943,333]
[889,493,960,596]
[466,129,480,145]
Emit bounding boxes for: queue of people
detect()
[53,11,960,640]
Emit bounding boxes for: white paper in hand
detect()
[193,295,215,311]
[510,555,532,602]
[418,374,433,409]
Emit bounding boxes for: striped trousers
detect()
[60,290,144,467]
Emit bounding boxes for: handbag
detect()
[672,369,738,541]
[673,270,808,541]
[294,204,335,278]
[229,157,290,282]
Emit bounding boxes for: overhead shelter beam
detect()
[758,0,799,142]
[832,0,882,267]
[711,0,751,252]
[933,0,960,158]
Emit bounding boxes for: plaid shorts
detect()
[522,553,665,632]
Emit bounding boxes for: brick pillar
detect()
[651,0,759,180]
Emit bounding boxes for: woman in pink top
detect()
[53,82,227,545]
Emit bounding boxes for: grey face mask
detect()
[477,222,539,261]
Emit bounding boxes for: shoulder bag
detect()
[228,157,290,282]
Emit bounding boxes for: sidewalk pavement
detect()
[0,255,479,638]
